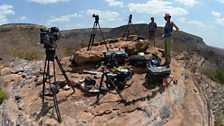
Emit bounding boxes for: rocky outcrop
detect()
[0,22,223,125]
[175,51,224,125]
[164,70,213,126]
[71,39,149,65]
[0,45,215,125]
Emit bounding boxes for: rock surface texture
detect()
[71,38,149,65]
[0,39,220,126]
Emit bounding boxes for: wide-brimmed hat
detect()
[164,13,171,18]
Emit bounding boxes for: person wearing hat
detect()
[148,17,157,47]
[162,13,179,68]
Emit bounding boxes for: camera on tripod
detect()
[128,14,132,23]
[40,26,75,123]
[92,14,99,23]
[40,27,60,50]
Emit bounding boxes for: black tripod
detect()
[122,14,139,40]
[87,14,108,51]
[93,68,125,105]
[42,50,75,123]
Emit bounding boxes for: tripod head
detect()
[128,14,132,24]
[40,27,60,51]
[40,27,61,60]
[92,14,99,23]
[88,14,108,51]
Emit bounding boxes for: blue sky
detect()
[0,0,224,48]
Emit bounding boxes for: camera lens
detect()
[51,27,59,32]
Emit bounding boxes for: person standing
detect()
[148,17,157,47]
[163,13,179,68]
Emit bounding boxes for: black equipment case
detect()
[146,66,171,83]
[129,55,148,67]
[104,50,128,68]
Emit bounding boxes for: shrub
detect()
[212,69,224,85]
[215,116,224,126]
[64,48,73,57]
[0,89,7,104]
[201,68,224,85]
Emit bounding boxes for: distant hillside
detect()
[0,23,223,65]
[63,24,224,64]
[61,23,211,53]
[105,24,207,51]
[0,24,110,62]
[0,23,45,62]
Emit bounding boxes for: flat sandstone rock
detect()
[71,39,149,65]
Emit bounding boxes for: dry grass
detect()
[0,88,7,104]
[215,116,224,126]
[201,68,224,85]
[63,48,74,57]
[0,46,44,62]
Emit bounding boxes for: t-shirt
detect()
[149,22,157,32]
[164,21,174,37]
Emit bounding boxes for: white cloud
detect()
[105,0,124,7]
[216,18,224,26]
[19,16,27,21]
[210,11,224,26]
[29,0,70,4]
[47,13,82,30]
[47,13,81,25]
[177,17,186,23]
[188,20,206,28]
[0,15,7,24]
[128,0,188,16]
[86,9,119,21]
[0,4,15,24]
[217,0,224,4]
[48,17,70,24]
[47,13,95,29]
[0,4,15,15]
[174,0,199,7]
[136,20,148,24]
[211,11,221,17]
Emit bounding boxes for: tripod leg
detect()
[42,58,47,103]
[95,73,105,104]
[105,74,124,101]
[91,27,96,46]
[131,24,139,36]
[91,23,98,47]
[154,33,156,47]
[55,56,75,92]
[98,23,108,50]
[122,24,129,39]
[44,60,51,102]
[154,39,155,47]
[87,23,96,51]
[127,30,130,38]
[87,34,93,51]
[98,23,105,42]
[52,59,62,123]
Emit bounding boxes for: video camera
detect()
[92,14,99,23]
[40,27,60,50]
